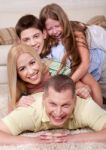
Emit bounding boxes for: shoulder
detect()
[74,96,106,131]
[86,25,106,39]
[74,96,92,114]
[31,92,44,106]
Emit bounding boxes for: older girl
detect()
[39,3,104,105]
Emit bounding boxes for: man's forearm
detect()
[66,129,106,143]
[0,130,35,145]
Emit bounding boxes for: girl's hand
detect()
[76,86,91,99]
[76,81,91,99]
[17,95,35,107]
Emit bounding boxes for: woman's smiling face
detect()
[17,52,42,84]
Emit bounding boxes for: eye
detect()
[18,66,26,72]
[33,33,39,38]
[30,60,36,65]
[46,27,52,31]
[63,104,70,108]
[22,38,29,43]
[49,102,56,107]
[29,58,36,66]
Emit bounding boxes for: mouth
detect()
[33,44,40,52]
[34,46,40,51]
[51,115,66,123]
[28,71,39,81]
[54,33,62,40]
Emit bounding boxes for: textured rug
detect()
[0,85,106,149]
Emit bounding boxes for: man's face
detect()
[43,87,76,127]
[20,27,46,55]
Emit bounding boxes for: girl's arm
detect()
[71,31,90,82]
[81,73,103,107]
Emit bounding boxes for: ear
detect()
[43,29,47,39]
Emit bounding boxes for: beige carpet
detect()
[0,143,106,150]
[0,85,106,150]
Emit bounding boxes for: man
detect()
[0,74,106,145]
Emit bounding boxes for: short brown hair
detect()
[44,74,75,97]
[15,14,43,38]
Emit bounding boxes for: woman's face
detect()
[20,27,46,55]
[45,18,63,41]
[17,52,42,84]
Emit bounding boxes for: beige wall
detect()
[0,0,106,27]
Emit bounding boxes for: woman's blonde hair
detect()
[7,43,46,108]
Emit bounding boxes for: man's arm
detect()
[68,127,106,142]
[0,121,52,145]
[43,124,106,143]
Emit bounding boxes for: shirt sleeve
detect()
[81,97,106,131]
[2,107,36,135]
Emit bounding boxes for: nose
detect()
[55,107,62,117]
[27,67,34,76]
[52,28,57,34]
[30,38,36,46]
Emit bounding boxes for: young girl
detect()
[39,3,104,105]
[15,14,103,106]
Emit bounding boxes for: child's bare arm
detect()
[81,73,103,107]
[71,31,90,82]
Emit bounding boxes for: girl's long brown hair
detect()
[40,3,88,73]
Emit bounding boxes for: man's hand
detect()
[36,132,70,143]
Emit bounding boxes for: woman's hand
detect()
[17,95,35,107]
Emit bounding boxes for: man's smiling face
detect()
[43,87,76,127]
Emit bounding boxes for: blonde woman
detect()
[7,43,50,111]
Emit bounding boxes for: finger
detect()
[40,134,53,140]
[53,133,70,138]
[41,132,53,136]
[54,137,67,143]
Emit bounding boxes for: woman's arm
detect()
[8,95,35,113]
[16,95,35,107]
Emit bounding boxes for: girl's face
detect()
[45,18,63,41]
[20,27,46,55]
[17,53,42,84]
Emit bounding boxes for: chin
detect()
[28,77,41,85]
[34,78,41,84]
[51,119,66,127]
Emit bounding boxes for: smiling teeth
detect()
[54,117,62,120]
